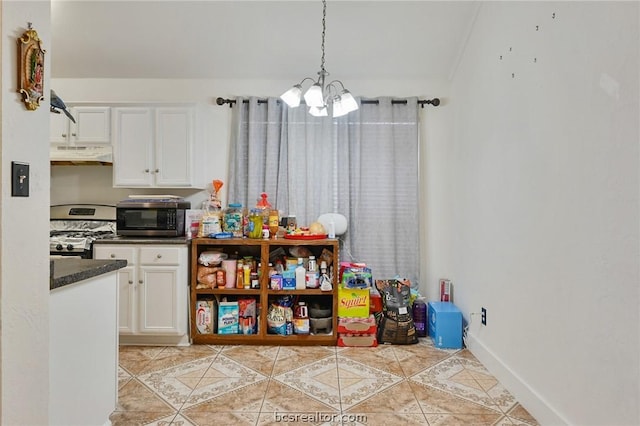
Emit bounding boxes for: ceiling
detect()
[50,0,479,81]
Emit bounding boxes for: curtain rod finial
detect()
[215,97,236,107]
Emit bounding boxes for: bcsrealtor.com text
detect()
[274,412,367,423]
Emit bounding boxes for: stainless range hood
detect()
[50,145,113,165]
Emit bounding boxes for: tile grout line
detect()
[256,346,280,425]
[174,347,222,424]
[390,345,431,424]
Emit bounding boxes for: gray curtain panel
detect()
[229,96,420,285]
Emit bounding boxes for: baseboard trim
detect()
[466,333,568,425]
[119,334,190,346]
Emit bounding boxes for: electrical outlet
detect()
[481,307,487,326]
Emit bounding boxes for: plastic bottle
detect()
[256,192,272,226]
[295,257,306,290]
[327,220,336,238]
[248,209,263,239]
[305,255,319,288]
[236,259,244,289]
[307,255,317,272]
[319,261,332,291]
[268,209,279,239]
[293,302,310,334]
[243,264,251,289]
[413,298,427,337]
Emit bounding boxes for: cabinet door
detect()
[113,108,154,187]
[137,265,181,334]
[154,107,194,187]
[117,267,136,334]
[72,106,111,144]
[50,109,70,143]
[93,245,137,334]
[50,106,111,144]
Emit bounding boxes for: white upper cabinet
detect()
[112,105,195,188]
[50,106,111,145]
[154,108,194,187]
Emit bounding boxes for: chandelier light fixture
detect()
[280,0,358,118]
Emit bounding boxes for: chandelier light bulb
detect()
[280,0,358,117]
[338,90,358,114]
[280,85,303,107]
[303,83,325,107]
[309,105,328,117]
[331,99,347,117]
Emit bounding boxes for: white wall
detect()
[441,2,639,425]
[1,1,51,424]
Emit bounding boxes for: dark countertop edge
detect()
[93,236,188,245]
[50,258,128,290]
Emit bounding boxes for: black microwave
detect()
[116,198,190,237]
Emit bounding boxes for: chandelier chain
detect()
[320,0,326,73]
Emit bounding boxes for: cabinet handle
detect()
[138,280,143,284]
[61,133,67,138]
[156,254,162,259]
[155,169,159,173]
[110,254,116,258]
[144,169,150,173]
[128,280,133,285]
[71,133,77,137]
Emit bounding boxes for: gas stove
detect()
[50,204,117,258]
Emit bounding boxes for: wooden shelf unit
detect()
[190,237,339,345]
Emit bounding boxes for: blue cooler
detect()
[428,301,462,349]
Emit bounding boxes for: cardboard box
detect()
[428,301,462,349]
[217,301,239,334]
[439,278,452,302]
[195,299,215,334]
[282,277,296,290]
[338,333,378,347]
[238,298,257,335]
[338,287,370,318]
[369,293,383,313]
[337,314,377,335]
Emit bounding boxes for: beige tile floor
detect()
[111,339,539,426]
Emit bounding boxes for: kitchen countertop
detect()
[93,235,189,245]
[50,258,127,290]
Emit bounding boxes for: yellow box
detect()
[337,287,370,318]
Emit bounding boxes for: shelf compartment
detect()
[190,237,339,346]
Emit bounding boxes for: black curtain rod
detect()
[215,96,440,108]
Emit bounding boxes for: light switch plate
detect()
[11,161,29,197]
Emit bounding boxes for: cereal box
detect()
[217,301,239,334]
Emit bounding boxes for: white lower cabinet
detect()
[94,244,189,345]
